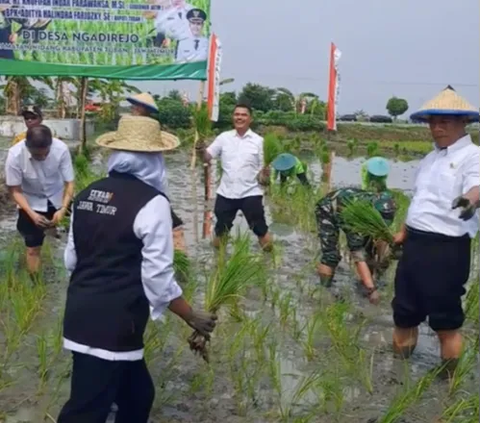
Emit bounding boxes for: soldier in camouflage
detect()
[315,157,396,305]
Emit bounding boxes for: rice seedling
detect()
[390,189,411,233]
[300,312,322,361]
[264,133,284,165]
[440,393,479,423]
[321,302,374,393]
[278,293,294,328]
[465,282,479,323]
[448,336,479,396]
[367,141,380,157]
[36,333,49,390]
[188,233,264,362]
[173,250,192,285]
[342,200,394,243]
[378,367,442,423]
[393,143,401,157]
[347,139,358,157]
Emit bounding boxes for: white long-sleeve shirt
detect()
[406,134,480,238]
[63,194,182,361]
[206,129,265,199]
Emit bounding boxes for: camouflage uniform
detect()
[315,187,396,268]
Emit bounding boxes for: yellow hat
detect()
[96,115,179,152]
[126,92,159,114]
[410,85,478,122]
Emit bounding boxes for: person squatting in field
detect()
[5,125,74,278]
[391,86,480,375]
[315,157,396,305]
[57,115,217,422]
[198,103,274,251]
[126,92,188,253]
[270,152,310,187]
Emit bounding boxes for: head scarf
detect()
[107,151,169,195]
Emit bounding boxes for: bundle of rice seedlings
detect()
[341,200,394,243]
[173,250,191,284]
[188,234,263,362]
[263,133,283,165]
[193,103,212,143]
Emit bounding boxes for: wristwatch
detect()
[365,286,377,296]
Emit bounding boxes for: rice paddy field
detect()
[0,138,478,423]
[11,0,211,65]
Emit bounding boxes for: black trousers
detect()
[58,352,154,423]
[17,202,57,248]
[392,227,471,332]
[214,194,268,238]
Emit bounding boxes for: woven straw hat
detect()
[96,115,180,152]
[126,92,159,113]
[410,85,479,122]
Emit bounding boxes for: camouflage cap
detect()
[21,105,43,119]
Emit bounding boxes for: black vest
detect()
[63,172,165,352]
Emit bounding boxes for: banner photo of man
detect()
[0,0,211,79]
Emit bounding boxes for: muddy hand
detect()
[186,310,217,337]
[31,212,51,228]
[367,289,380,305]
[452,196,477,221]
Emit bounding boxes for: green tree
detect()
[220,91,237,107]
[29,87,51,109]
[156,97,192,129]
[238,83,275,112]
[274,88,295,112]
[89,79,140,123]
[386,96,409,120]
[167,90,183,102]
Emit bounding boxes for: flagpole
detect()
[190,81,205,244]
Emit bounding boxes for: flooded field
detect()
[0,146,478,423]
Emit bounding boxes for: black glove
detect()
[195,141,206,152]
[452,196,478,221]
[391,244,403,260]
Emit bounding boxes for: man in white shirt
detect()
[175,8,209,63]
[5,125,75,277]
[391,86,479,374]
[57,115,216,422]
[199,104,273,251]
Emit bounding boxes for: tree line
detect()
[0,78,410,131]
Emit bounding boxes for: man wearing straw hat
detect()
[58,115,217,422]
[392,86,479,374]
[126,92,188,253]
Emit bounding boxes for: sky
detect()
[139,0,479,116]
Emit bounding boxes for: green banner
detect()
[0,0,211,80]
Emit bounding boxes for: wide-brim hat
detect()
[272,153,296,172]
[410,85,479,122]
[126,92,159,114]
[366,156,390,177]
[96,115,180,152]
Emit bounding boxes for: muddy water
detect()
[0,149,477,423]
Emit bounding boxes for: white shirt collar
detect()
[433,134,471,154]
[234,129,253,139]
